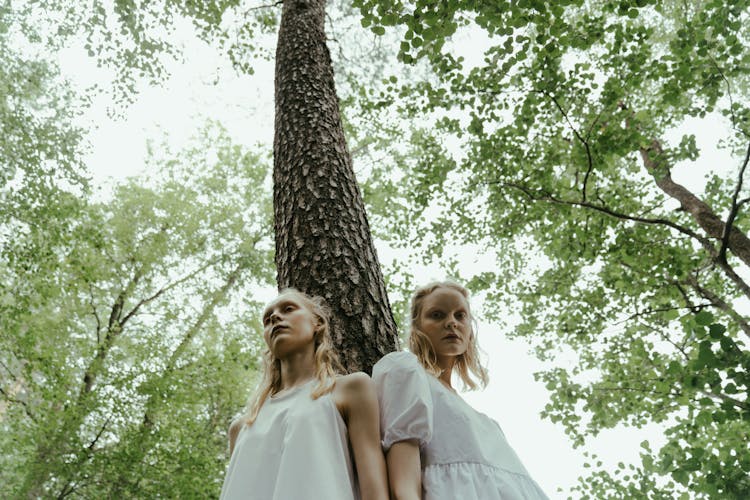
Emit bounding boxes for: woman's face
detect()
[417,287,472,363]
[262,292,317,358]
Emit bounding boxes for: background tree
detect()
[2,121,275,498]
[355,0,750,497]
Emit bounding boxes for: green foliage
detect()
[351,0,750,497]
[1,119,274,497]
[5,0,750,496]
[17,0,281,105]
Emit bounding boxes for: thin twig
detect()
[638,320,690,361]
[87,283,101,344]
[492,180,708,242]
[684,274,750,339]
[540,90,595,202]
[244,0,282,15]
[491,180,750,298]
[672,281,699,313]
[119,257,221,327]
[719,141,750,264]
[0,386,36,421]
[614,304,710,325]
[709,55,749,139]
[86,416,112,451]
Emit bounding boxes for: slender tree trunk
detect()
[273,0,398,372]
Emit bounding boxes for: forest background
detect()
[1,0,749,498]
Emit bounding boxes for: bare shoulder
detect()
[227,417,246,456]
[336,371,373,392]
[333,372,377,415]
[228,417,245,436]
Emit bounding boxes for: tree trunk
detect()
[273,0,398,373]
[274,0,398,372]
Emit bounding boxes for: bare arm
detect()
[336,373,389,500]
[227,418,244,457]
[386,440,421,500]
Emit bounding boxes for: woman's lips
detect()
[271,325,288,338]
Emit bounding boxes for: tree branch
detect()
[0,385,36,421]
[709,56,749,140]
[491,180,750,299]
[672,281,700,313]
[87,283,102,344]
[699,389,749,411]
[541,90,595,202]
[638,320,690,361]
[141,261,246,429]
[719,141,750,265]
[615,303,711,325]
[115,257,251,494]
[119,257,220,327]
[591,384,681,398]
[492,180,710,242]
[86,416,111,452]
[244,0,283,15]
[684,274,750,340]
[81,256,224,397]
[640,139,750,268]
[712,255,750,300]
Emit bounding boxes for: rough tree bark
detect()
[273,0,398,372]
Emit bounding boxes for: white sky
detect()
[56,13,747,497]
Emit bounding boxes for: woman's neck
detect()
[437,356,456,389]
[278,348,316,390]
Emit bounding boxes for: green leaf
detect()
[708,323,726,339]
[720,337,737,353]
[694,310,714,326]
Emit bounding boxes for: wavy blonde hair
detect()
[408,281,489,390]
[243,289,342,425]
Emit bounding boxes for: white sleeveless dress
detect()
[372,352,549,500]
[220,380,359,500]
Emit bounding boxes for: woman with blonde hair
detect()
[220,289,388,500]
[373,281,548,500]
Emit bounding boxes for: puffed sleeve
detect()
[371,351,433,452]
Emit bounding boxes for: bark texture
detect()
[640,140,750,267]
[273,0,398,372]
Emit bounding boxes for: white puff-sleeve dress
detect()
[220,380,359,500]
[372,351,549,500]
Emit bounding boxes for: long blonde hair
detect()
[244,289,342,425]
[408,281,489,390]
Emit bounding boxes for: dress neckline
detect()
[430,374,463,399]
[270,378,315,400]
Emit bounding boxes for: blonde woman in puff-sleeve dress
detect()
[373,282,549,500]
